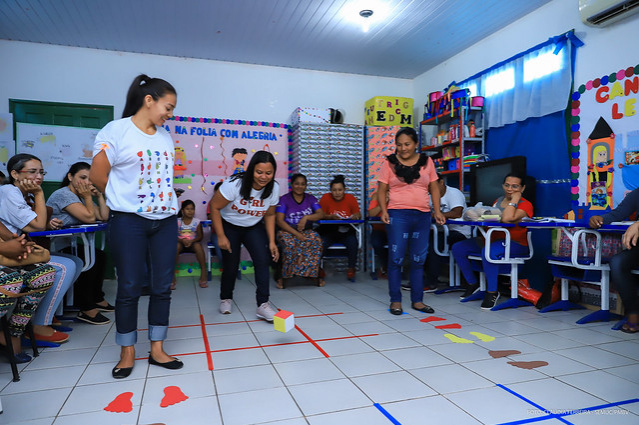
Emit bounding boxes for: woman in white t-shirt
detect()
[210,151,280,321]
[91,74,182,379]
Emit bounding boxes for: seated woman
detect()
[275,173,324,288]
[0,225,56,362]
[589,187,639,333]
[174,199,207,289]
[318,175,361,281]
[47,162,113,325]
[0,153,77,343]
[452,172,533,310]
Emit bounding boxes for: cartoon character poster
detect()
[571,64,639,209]
[163,116,289,220]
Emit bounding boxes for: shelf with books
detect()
[419,104,484,193]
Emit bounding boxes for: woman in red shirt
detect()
[452,172,533,310]
[319,175,361,281]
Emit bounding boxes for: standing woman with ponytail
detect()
[91,74,182,379]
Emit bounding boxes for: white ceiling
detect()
[0,0,552,79]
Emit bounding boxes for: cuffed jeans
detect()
[609,244,639,316]
[388,209,431,303]
[108,211,177,346]
[220,219,271,306]
[452,237,529,292]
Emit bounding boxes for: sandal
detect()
[276,279,284,289]
[317,278,325,287]
[198,280,208,288]
[621,322,639,334]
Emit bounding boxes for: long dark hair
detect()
[229,150,277,200]
[177,199,195,218]
[61,162,90,188]
[122,74,177,118]
[7,153,41,184]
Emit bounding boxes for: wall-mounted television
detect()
[469,156,528,206]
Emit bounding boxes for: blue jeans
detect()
[220,219,271,306]
[32,253,82,325]
[452,237,529,292]
[387,209,431,303]
[320,228,358,268]
[108,212,177,346]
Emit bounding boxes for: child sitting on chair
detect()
[173,199,207,289]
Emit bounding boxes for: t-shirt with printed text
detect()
[219,178,280,227]
[276,192,321,228]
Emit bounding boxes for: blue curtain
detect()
[486,110,571,217]
[486,110,571,291]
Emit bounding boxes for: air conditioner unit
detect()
[579,0,639,26]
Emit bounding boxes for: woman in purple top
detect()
[275,173,325,288]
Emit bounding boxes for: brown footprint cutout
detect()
[104,392,134,413]
[508,361,548,369]
[489,350,521,358]
[160,385,189,408]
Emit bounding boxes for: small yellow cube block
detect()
[273,310,294,333]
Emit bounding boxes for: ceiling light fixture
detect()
[341,1,389,33]
[359,9,374,33]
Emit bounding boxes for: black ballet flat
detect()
[148,355,184,370]
[390,304,403,315]
[412,303,435,314]
[112,365,133,379]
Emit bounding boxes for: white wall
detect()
[0,40,411,125]
[412,0,639,118]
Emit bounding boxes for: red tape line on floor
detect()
[200,314,214,370]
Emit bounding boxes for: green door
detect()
[9,99,115,277]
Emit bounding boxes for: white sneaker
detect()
[256,302,277,322]
[220,299,232,314]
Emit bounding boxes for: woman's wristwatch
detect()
[507,202,518,207]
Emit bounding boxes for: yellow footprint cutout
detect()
[444,333,474,344]
[469,331,495,342]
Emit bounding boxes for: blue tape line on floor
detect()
[374,403,402,425]
[496,384,639,425]
[497,384,574,425]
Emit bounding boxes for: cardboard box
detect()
[289,107,331,125]
[365,96,413,126]
[568,282,624,315]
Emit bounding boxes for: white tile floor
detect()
[1,271,638,425]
